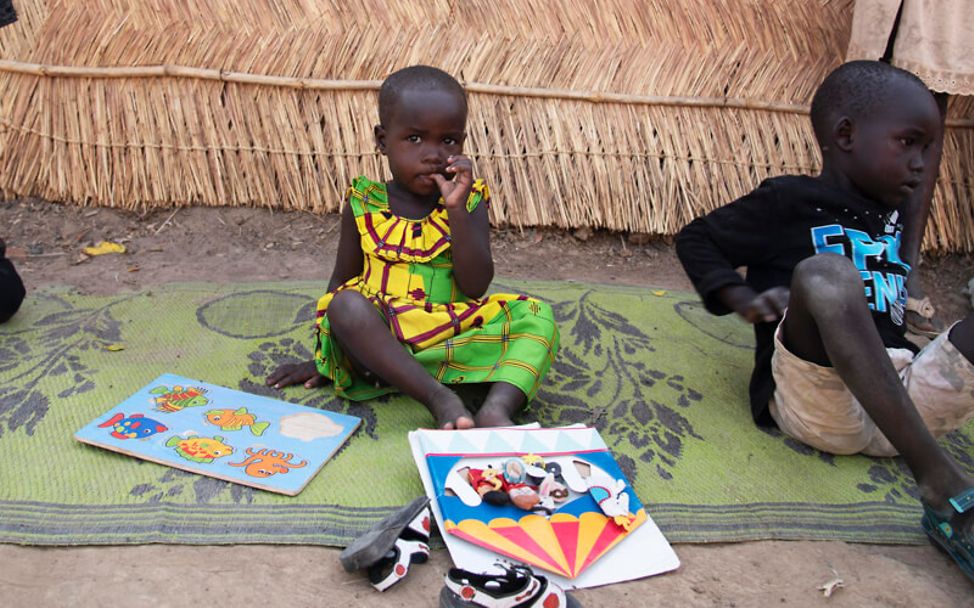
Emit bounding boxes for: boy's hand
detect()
[720,285,789,324]
[739,287,790,323]
[431,155,473,210]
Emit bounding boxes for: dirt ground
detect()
[2,198,973,606]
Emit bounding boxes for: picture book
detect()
[75,373,360,496]
[409,425,679,589]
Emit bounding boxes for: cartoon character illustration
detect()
[204,407,270,436]
[150,385,209,413]
[97,412,168,440]
[507,484,541,511]
[586,472,636,530]
[228,448,308,478]
[466,467,510,506]
[165,434,234,464]
[502,458,526,484]
[538,473,570,510]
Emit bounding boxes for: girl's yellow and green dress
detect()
[314,176,560,401]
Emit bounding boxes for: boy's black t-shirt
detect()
[675,175,916,425]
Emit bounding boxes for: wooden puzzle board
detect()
[75,373,360,496]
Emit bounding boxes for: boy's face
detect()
[843,82,941,207]
[375,89,467,198]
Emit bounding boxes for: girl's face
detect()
[375,89,467,199]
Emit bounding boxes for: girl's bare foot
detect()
[474,405,515,428]
[266,360,327,389]
[428,385,475,430]
[473,382,525,428]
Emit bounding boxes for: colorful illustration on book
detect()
[97,412,169,440]
[75,373,361,496]
[229,448,309,478]
[150,384,209,412]
[166,434,234,464]
[205,407,270,436]
[417,428,649,579]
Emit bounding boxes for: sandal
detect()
[920,487,974,583]
[439,563,581,608]
[906,296,945,338]
[339,496,431,591]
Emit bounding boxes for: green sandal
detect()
[921,488,974,583]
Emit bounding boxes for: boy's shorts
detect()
[769,321,974,457]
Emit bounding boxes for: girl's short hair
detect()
[378,65,467,125]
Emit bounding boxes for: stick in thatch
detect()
[0,0,971,252]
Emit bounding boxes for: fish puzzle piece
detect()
[229,447,308,478]
[205,407,270,436]
[151,385,209,413]
[97,412,168,440]
[165,434,233,464]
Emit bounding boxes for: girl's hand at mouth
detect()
[431,155,474,210]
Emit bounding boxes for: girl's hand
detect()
[431,155,474,210]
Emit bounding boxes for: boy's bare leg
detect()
[326,290,474,430]
[474,382,526,428]
[782,254,973,533]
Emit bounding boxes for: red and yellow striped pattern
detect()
[444,510,647,579]
[313,176,559,401]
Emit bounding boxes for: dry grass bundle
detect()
[0,0,972,251]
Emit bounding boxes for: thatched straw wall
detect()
[0,1,972,250]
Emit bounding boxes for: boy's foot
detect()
[266,360,327,389]
[917,469,974,581]
[906,296,945,338]
[428,386,474,430]
[921,487,974,582]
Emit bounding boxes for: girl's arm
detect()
[264,201,361,391]
[327,201,364,291]
[432,156,493,298]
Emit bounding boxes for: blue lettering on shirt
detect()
[845,229,886,268]
[810,224,845,255]
[809,224,909,323]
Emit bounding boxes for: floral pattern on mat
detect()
[530,290,704,483]
[1,283,972,545]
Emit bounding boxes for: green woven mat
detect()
[1,281,972,546]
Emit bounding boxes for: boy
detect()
[676,61,973,581]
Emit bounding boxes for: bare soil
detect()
[2,198,972,606]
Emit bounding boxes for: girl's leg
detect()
[327,290,474,429]
[474,382,526,428]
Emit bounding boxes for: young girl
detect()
[266,65,559,429]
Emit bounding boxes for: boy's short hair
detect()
[378,65,467,125]
[809,60,930,146]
